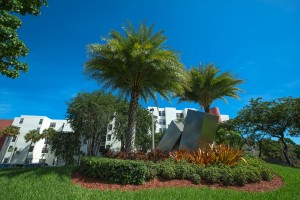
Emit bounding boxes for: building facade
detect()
[147,106,229,133]
[0,115,120,165]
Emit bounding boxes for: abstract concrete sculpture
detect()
[157,121,183,151]
[179,110,219,150]
[158,109,219,151]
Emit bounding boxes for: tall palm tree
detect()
[84,21,186,152]
[24,130,42,163]
[0,125,20,163]
[180,63,244,113]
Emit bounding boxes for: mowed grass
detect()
[0,164,299,200]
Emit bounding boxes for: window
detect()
[37,128,40,132]
[39,159,46,163]
[159,119,166,125]
[105,145,111,149]
[159,110,165,116]
[11,137,16,142]
[107,134,112,141]
[19,118,24,124]
[107,124,112,131]
[42,146,48,153]
[7,146,13,152]
[3,158,9,163]
[49,122,56,128]
[29,146,34,152]
[39,119,43,124]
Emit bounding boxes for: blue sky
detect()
[1,0,299,143]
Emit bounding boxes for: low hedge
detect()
[80,156,273,186]
[80,157,147,185]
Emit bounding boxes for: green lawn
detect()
[0,164,299,200]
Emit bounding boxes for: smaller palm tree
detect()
[24,130,42,163]
[1,125,20,163]
[180,63,244,113]
[40,128,56,157]
[0,125,20,137]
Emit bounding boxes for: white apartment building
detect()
[147,106,230,133]
[0,115,120,165]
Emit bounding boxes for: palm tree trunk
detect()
[125,89,139,152]
[8,134,19,163]
[25,141,33,164]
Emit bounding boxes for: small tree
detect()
[66,91,117,156]
[48,131,81,166]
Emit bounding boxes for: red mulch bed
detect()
[72,171,284,192]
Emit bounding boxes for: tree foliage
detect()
[0,125,20,137]
[66,91,117,156]
[179,63,244,112]
[24,130,41,143]
[84,21,186,152]
[233,97,300,166]
[0,0,47,78]
[48,131,81,165]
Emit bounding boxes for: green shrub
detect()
[80,157,147,185]
[175,161,197,180]
[201,167,222,184]
[144,161,158,181]
[191,174,201,184]
[157,159,176,180]
[243,156,273,181]
[219,166,235,186]
[246,166,262,183]
[232,166,248,186]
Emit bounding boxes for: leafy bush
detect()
[169,144,245,167]
[241,156,273,181]
[232,166,248,186]
[80,157,147,185]
[157,159,176,179]
[201,167,222,184]
[144,161,158,181]
[174,160,197,180]
[191,174,201,184]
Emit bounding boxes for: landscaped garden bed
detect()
[77,145,281,191]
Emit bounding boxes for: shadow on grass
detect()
[0,166,77,182]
